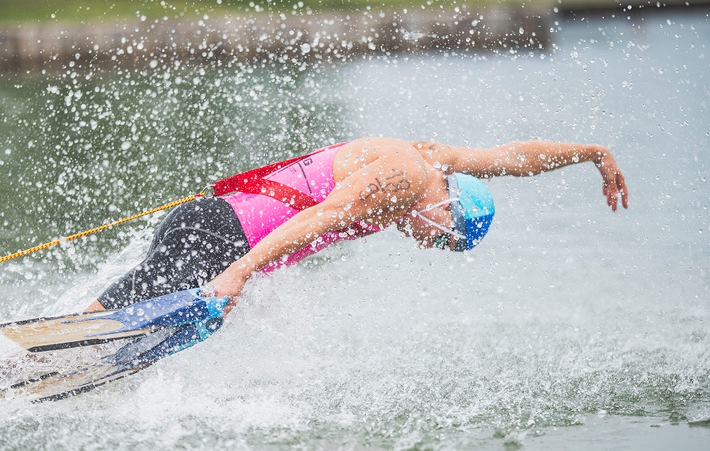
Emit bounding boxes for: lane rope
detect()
[0,194,200,264]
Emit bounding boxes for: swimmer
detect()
[85,137,628,312]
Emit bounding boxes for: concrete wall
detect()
[0,7,552,73]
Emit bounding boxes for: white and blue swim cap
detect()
[412,173,495,251]
[446,173,495,251]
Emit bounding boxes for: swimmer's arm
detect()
[414,140,628,211]
[208,148,427,300]
[416,140,605,176]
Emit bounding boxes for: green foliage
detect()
[0,0,532,24]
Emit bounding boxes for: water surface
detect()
[0,10,708,450]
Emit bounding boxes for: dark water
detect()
[0,9,709,450]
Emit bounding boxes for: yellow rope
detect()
[0,194,200,264]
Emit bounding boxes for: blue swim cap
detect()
[447,173,495,251]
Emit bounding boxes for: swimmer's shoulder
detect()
[333,137,427,181]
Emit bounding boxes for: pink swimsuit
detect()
[221,143,380,271]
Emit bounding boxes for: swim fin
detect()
[0,289,229,352]
[0,289,228,402]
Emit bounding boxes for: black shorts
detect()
[97,197,249,310]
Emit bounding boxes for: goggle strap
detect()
[417,214,467,240]
[416,197,460,214]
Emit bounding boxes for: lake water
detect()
[0,9,709,450]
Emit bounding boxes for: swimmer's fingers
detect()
[616,170,629,210]
[605,181,618,212]
[198,283,239,317]
[603,175,622,211]
[599,164,616,211]
[605,168,628,212]
[597,152,628,212]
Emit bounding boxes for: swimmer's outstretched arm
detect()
[414,140,629,212]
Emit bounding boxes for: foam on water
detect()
[2,228,708,449]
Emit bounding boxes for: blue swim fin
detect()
[0,289,229,352]
[0,290,228,402]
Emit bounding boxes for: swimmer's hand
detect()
[594,147,629,212]
[205,263,252,316]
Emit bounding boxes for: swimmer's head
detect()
[446,173,495,251]
[413,173,495,251]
